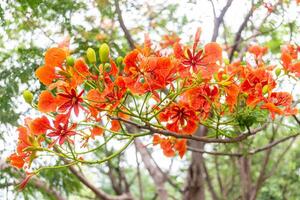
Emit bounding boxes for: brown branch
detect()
[0,161,66,200]
[114,0,135,50]
[211,0,234,42]
[109,115,268,143]
[229,0,256,61]
[67,163,134,200]
[187,133,300,156]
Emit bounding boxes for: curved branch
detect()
[211,0,234,42]
[109,115,268,143]
[187,133,300,157]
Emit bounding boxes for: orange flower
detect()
[8,153,25,169]
[281,44,300,77]
[261,92,296,119]
[181,85,219,119]
[153,135,187,158]
[159,102,198,134]
[174,28,222,79]
[241,68,276,106]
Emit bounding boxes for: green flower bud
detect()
[275,68,281,76]
[104,63,111,73]
[213,73,219,81]
[66,56,75,66]
[87,48,96,63]
[262,85,269,94]
[23,90,33,104]
[99,43,110,63]
[116,56,123,66]
[222,74,229,80]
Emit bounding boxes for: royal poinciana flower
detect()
[241,68,276,106]
[153,134,187,158]
[8,118,44,169]
[281,44,300,77]
[123,49,177,95]
[173,28,222,79]
[57,88,84,116]
[158,102,198,134]
[8,29,300,181]
[261,92,298,119]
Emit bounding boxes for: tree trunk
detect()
[183,126,207,200]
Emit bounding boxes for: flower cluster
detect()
[8,29,299,182]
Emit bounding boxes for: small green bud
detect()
[224,58,230,65]
[262,85,269,94]
[104,63,111,73]
[233,51,239,58]
[66,56,75,66]
[139,77,145,83]
[275,68,281,76]
[213,73,219,81]
[99,43,110,63]
[23,90,33,104]
[87,48,96,63]
[116,56,123,66]
[222,74,229,80]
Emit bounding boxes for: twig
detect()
[211,0,234,42]
[114,0,135,50]
[187,133,300,156]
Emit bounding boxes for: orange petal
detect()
[35,65,56,85]
[38,91,57,112]
[91,126,104,138]
[45,47,67,67]
[111,120,121,132]
[30,116,51,135]
[8,153,25,169]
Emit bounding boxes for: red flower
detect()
[281,44,300,77]
[153,134,187,158]
[173,28,222,79]
[261,92,297,119]
[159,102,198,134]
[241,68,276,106]
[47,115,77,145]
[181,85,219,119]
[123,51,177,94]
[57,88,84,116]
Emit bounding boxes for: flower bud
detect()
[66,56,75,66]
[23,90,33,104]
[99,43,110,63]
[116,56,123,66]
[262,85,269,94]
[275,68,281,76]
[104,63,111,73]
[222,74,229,80]
[86,48,96,63]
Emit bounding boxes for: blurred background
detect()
[0,0,300,199]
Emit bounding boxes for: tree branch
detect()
[187,132,300,156]
[109,115,268,143]
[211,0,234,42]
[114,0,135,50]
[0,160,66,200]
